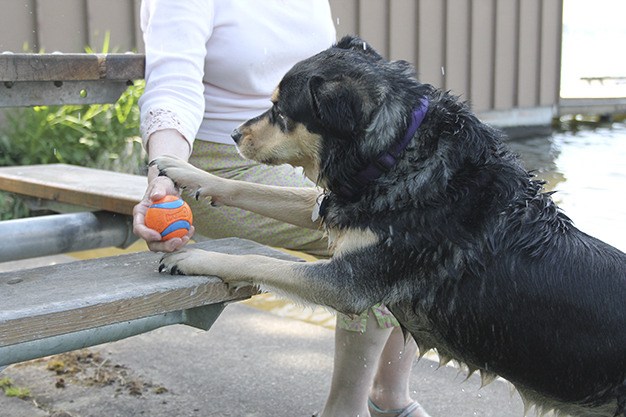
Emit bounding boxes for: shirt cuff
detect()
[140,107,196,150]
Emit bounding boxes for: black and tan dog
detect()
[154,36,626,416]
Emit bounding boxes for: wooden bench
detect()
[0,53,144,107]
[0,53,278,368]
[0,238,293,368]
[0,163,145,262]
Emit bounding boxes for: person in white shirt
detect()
[132,1,429,416]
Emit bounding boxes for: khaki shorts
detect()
[188,140,329,257]
[189,140,399,331]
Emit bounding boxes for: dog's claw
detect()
[195,190,201,200]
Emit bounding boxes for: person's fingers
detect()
[147,176,179,202]
[147,227,194,253]
[133,176,185,253]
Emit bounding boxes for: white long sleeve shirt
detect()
[139,0,336,147]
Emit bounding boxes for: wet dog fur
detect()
[154,36,626,416]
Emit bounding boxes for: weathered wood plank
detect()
[0,238,295,348]
[0,53,145,82]
[0,164,145,215]
[0,79,132,107]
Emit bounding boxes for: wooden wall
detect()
[0,0,563,118]
[329,0,563,114]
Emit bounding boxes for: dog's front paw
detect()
[159,248,210,276]
[150,155,195,186]
[150,156,224,204]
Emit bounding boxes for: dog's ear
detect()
[388,59,418,79]
[308,75,362,135]
[335,35,384,62]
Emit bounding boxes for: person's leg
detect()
[369,330,431,417]
[189,142,426,416]
[318,310,393,417]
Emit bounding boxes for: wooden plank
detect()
[0,53,145,82]
[493,0,519,110]
[133,0,145,53]
[470,0,496,113]
[103,54,145,80]
[86,0,137,52]
[517,0,541,107]
[539,0,562,106]
[388,0,418,63]
[0,164,145,215]
[0,238,292,347]
[0,0,38,52]
[0,80,132,107]
[35,0,87,53]
[358,0,389,58]
[329,0,359,39]
[445,0,471,96]
[417,0,446,89]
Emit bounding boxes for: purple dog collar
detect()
[337,97,429,201]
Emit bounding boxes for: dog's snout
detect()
[231,128,243,144]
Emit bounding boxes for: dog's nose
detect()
[231,128,243,144]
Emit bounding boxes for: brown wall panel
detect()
[517,0,541,107]
[35,0,87,52]
[493,0,519,110]
[1,0,563,116]
[388,0,418,63]
[418,0,446,88]
[329,0,359,38]
[0,0,38,51]
[358,0,389,57]
[86,0,136,52]
[445,0,471,97]
[470,0,496,112]
[540,0,563,105]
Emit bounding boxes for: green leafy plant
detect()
[0,377,31,399]
[0,80,146,171]
[0,31,147,219]
[0,192,29,221]
[0,80,147,219]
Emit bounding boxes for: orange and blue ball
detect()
[145,195,193,240]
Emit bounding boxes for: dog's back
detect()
[383,109,626,415]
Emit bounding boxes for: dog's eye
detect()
[270,104,292,131]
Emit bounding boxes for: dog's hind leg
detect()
[159,248,382,316]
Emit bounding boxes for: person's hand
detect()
[133,166,195,253]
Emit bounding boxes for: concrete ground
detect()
[1,253,526,417]
[1,302,525,417]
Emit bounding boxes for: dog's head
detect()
[232,35,423,186]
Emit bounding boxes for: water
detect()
[507,122,626,252]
